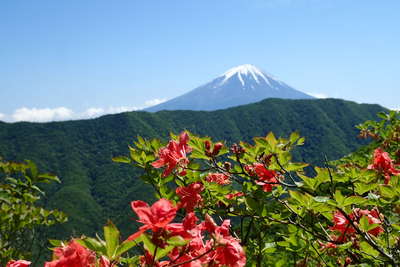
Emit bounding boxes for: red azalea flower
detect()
[127,198,177,241]
[6,260,31,267]
[206,173,231,185]
[152,132,192,177]
[330,211,356,241]
[330,208,384,242]
[213,236,246,267]
[201,214,231,237]
[225,192,244,200]
[176,182,204,212]
[368,148,400,184]
[353,208,384,236]
[139,250,168,267]
[245,163,278,192]
[44,240,96,267]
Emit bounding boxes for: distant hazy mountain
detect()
[145,64,314,111]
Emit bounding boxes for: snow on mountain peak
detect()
[220,64,274,86]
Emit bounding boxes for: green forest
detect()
[0,98,386,241]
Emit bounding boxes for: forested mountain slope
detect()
[0,98,386,238]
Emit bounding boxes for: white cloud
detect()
[144,98,166,107]
[12,107,74,122]
[81,106,139,119]
[1,98,169,122]
[306,92,328,99]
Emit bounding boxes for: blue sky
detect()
[1,0,399,122]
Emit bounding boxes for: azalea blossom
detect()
[201,215,246,267]
[368,148,400,184]
[6,260,31,267]
[213,236,246,267]
[44,240,96,267]
[206,173,231,185]
[176,182,204,212]
[353,208,384,236]
[127,198,177,240]
[245,163,279,192]
[152,132,192,177]
[330,208,383,242]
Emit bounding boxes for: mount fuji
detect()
[145,64,314,112]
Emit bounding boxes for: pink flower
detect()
[44,240,96,267]
[368,148,400,184]
[127,198,177,241]
[245,163,278,192]
[152,132,192,177]
[176,182,204,212]
[6,260,31,267]
[206,173,231,185]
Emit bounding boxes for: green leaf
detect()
[343,196,367,207]
[359,241,380,258]
[359,215,370,232]
[48,239,63,247]
[78,237,105,254]
[334,190,345,207]
[313,196,330,203]
[112,156,131,164]
[266,132,277,147]
[115,240,139,257]
[354,183,377,195]
[104,220,120,258]
[167,235,188,246]
[38,173,61,183]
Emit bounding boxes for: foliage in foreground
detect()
[0,160,67,266]
[5,110,400,266]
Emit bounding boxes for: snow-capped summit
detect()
[145,64,314,112]
[220,64,273,86]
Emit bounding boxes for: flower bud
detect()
[212,142,223,155]
[204,140,211,151]
[224,162,231,171]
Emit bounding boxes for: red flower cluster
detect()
[368,148,400,184]
[330,208,384,242]
[152,132,192,177]
[128,198,177,241]
[176,182,204,212]
[206,173,231,185]
[44,240,96,267]
[245,163,279,192]
[127,199,245,267]
[6,260,31,267]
